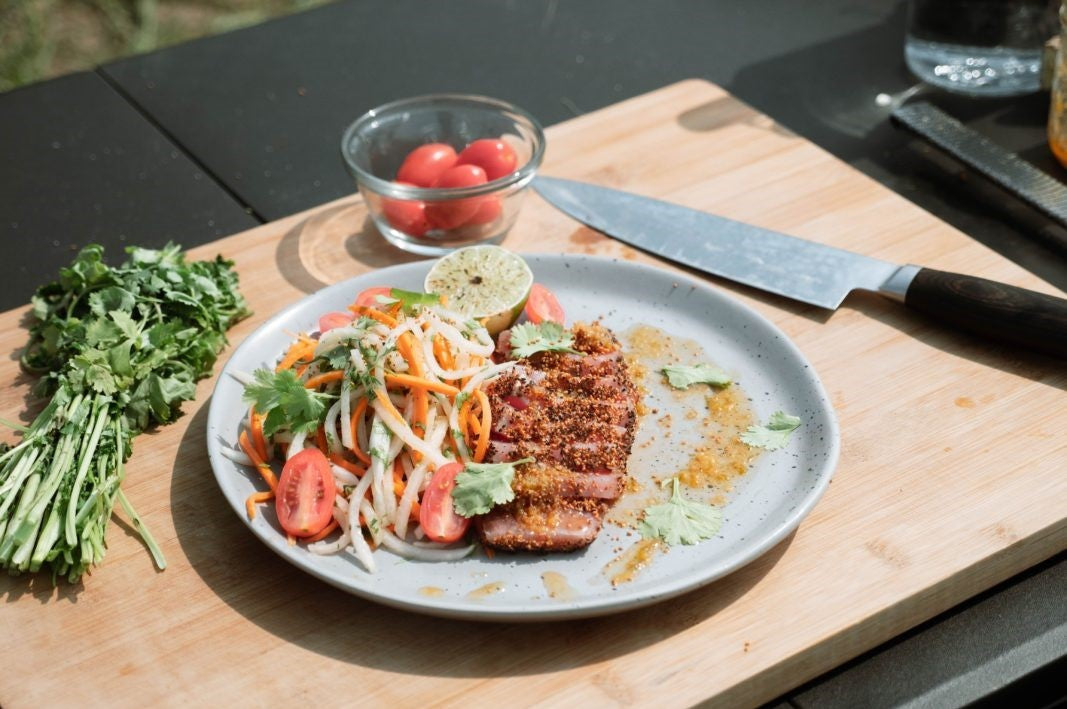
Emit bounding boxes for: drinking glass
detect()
[905,0,1059,96]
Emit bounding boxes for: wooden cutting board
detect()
[1,80,1063,708]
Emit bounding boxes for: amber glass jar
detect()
[1050,2,1067,166]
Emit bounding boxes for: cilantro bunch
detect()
[0,244,249,583]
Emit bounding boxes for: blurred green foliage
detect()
[0,0,328,92]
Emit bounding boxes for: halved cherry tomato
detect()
[524,283,565,324]
[456,139,518,181]
[397,143,458,187]
[354,286,392,309]
[275,448,336,537]
[465,195,502,226]
[318,311,355,333]
[425,164,488,230]
[381,181,430,237]
[419,461,470,543]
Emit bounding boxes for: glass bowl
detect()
[341,94,546,255]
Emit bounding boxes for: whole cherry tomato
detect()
[381,181,429,237]
[396,143,457,187]
[456,139,518,181]
[425,164,488,230]
[466,195,502,226]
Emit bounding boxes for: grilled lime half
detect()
[424,245,533,336]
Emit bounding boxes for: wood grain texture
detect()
[1,80,1064,709]
[905,267,1067,357]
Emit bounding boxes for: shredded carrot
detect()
[397,332,421,374]
[483,544,496,559]
[348,398,371,465]
[245,490,274,519]
[474,389,491,462]
[329,452,366,476]
[276,338,314,373]
[304,370,345,389]
[239,430,277,489]
[315,425,328,454]
[384,372,459,397]
[305,519,339,543]
[393,458,406,498]
[374,387,404,423]
[349,305,398,328]
[466,410,481,443]
[433,334,454,371]
[249,407,269,461]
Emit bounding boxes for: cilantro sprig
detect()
[661,363,732,389]
[451,457,534,517]
[740,411,802,451]
[242,369,333,436]
[508,322,580,359]
[4,243,249,582]
[639,478,723,545]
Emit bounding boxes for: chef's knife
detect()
[533,176,1067,357]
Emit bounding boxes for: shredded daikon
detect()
[237,292,506,573]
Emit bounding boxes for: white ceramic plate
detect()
[206,255,839,621]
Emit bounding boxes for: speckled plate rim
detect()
[206,254,840,621]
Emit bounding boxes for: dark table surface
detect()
[1,0,1064,704]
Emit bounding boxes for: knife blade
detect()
[533,176,1067,357]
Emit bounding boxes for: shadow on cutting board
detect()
[274,201,420,296]
[173,403,794,677]
[844,291,1066,392]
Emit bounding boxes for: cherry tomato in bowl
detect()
[275,448,336,537]
[425,164,489,230]
[381,181,430,237]
[419,462,470,543]
[456,138,519,181]
[524,283,565,324]
[396,143,458,187]
[465,195,502,226]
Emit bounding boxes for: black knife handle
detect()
[904,268,1067,358]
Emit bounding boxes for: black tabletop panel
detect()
[791,552,1067,708]
[0,71,258,311]
[101,0,899,222]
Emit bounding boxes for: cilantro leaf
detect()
[242,368,331,436]
[451,457,534,517]
[322,346,351,371]
[508,322,580,359]
[740,411,802,451]
[639,479,723,545]
[661,363,731,389]
[109,309,140,340]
